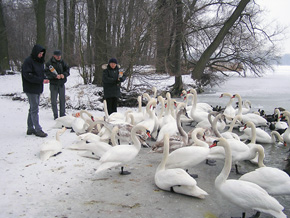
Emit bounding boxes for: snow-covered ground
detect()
[0,65,290,218]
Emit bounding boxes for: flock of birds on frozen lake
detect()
[39,87,290,218]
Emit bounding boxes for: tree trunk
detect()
[192,0,251,80]
[56,0,62,50]
[170,0,183,97]
[92,0,107,86]
[0,0,9,74]
[67,0,76,64]
[32,0,47,46]
[63,0,68,57]
[155,0,170,73]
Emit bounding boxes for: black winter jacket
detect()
[45,57,70,86]
[21,44,46,94]
[102,65,126,99]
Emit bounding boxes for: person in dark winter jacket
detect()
[45,50,70,119]
[102,58,126,115]
[21,44,48,137]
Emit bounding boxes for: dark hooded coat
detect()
[102,64,126,99]
[21,44,46,94]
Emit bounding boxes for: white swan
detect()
[239,121,272,144]
[210,138,286,218]
[220,114,242,140]
[187,92,209,123]
[54,114,78,128]
[39,127,66,161]
[219,92,235,120]
[280,111,290,146]
[273,108,288,130]
[188,88,213,112]
[165,128,209,175]
[152,106,189,153]
[136,98,158,139]
[79,126,119,160]
[239,147,290,196]
[95,125,151,175]
[233,94,268,127]
[71,110,94,135]
[154,133,208,199]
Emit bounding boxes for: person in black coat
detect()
[45,50,70,119]
[21,44,48,137]
[102,58,126,115]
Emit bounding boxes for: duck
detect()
[95,125,151,175]
[39,127,66,161]
[210,138,286,218]
[165,128,210,177]
[233,94,268,127]
[154,133,208,199]
[239,144,290,196]
[239,121,272,144]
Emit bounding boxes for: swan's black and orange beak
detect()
[284,141,287,147]
[183,96,187,101]
[146,130,151,138]
[232,94,236,99]
[210,140,218,148]
[219,94,223,98]
[91,116,95,122]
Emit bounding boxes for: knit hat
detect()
[53,50,62,56]
[108,58,118,64]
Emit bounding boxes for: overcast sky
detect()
[256,0,290,55]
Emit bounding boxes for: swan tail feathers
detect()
[173,185,208,199]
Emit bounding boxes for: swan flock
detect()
[40,88,290,218]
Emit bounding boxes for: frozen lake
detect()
[197,65,290,115]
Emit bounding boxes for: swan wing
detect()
[239,167,290,195]
[218,180,285,218]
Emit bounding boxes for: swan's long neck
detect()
[271,131,283,143]
[176,108,188,144]
[156,134,169,172]
[235,94,242,115]
[131,126,143,151]
[56,127,66,141]
[157,96,165,119]
[248,122,257,144]
[238,144,264,162]
[111,126,119,146]
[257,145,266,168]
[87,119,109,132]
[192,128,207,148]
[215,139,232,187]
[227,115,241,132]
[137,96,142,113]
[103,100,109,120]
[212,114,222,137]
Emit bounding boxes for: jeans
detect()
[26,93,42,132]
[50,84,66,118]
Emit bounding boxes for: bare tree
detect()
[32,0,47,46]
[0,0,9,73]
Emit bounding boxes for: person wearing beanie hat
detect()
[102,58,126,115]
[45,50,70,119]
